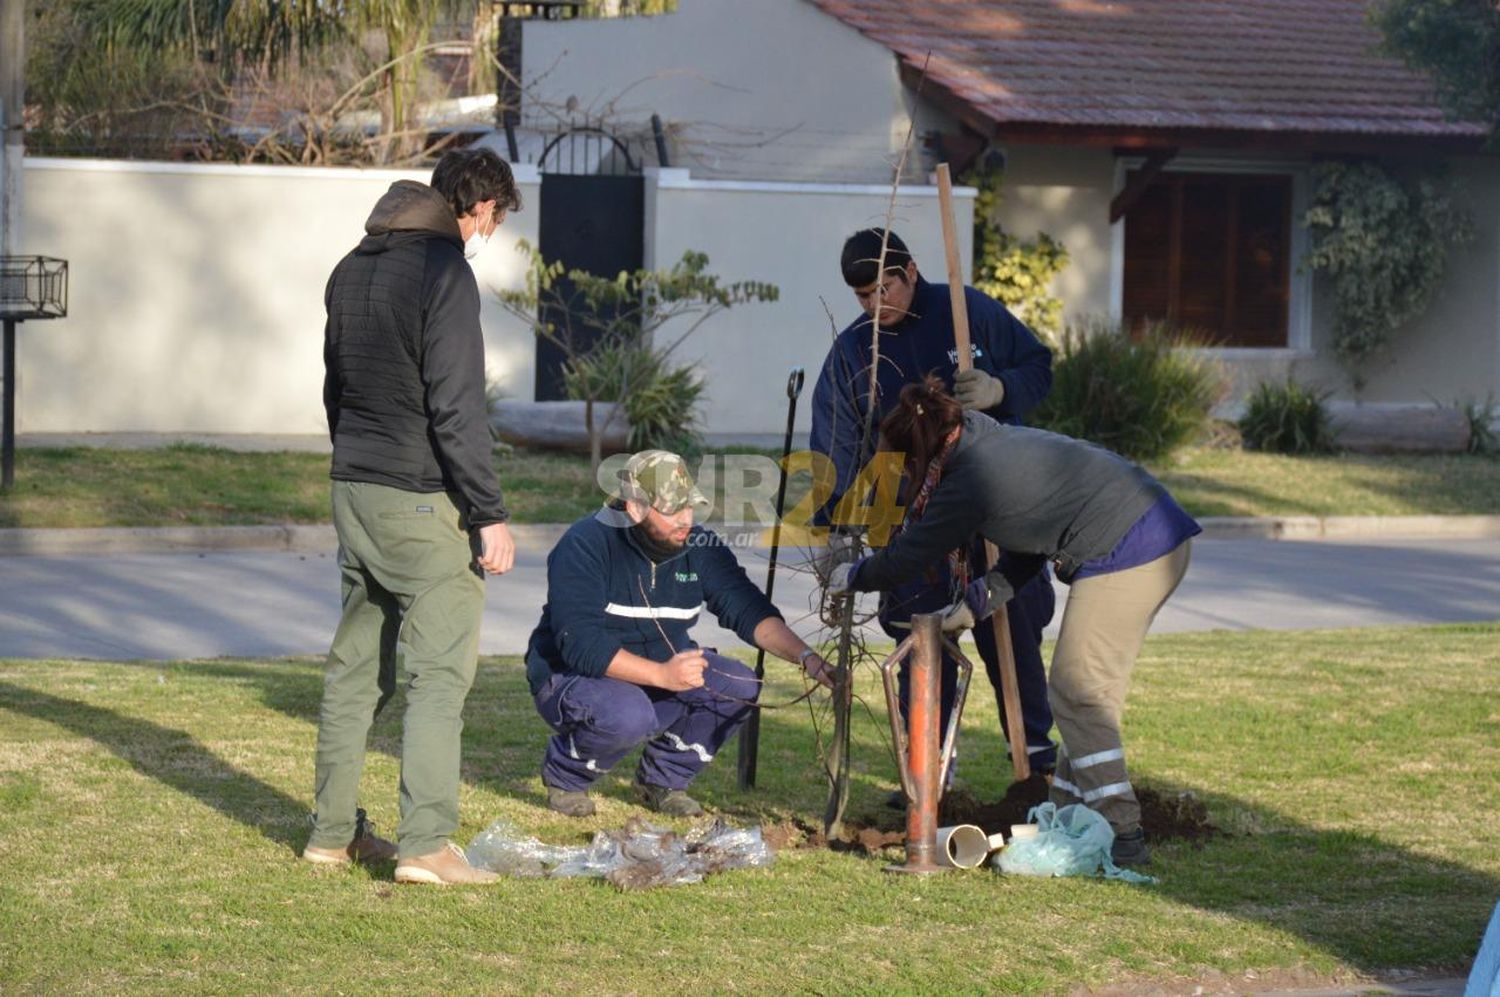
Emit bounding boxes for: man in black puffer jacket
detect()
[305,148,521,886]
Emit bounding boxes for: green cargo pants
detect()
[309,480,485,859]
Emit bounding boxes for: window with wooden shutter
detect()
[1122,171,1292,348]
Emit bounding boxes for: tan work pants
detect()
[1047,540,1191,833]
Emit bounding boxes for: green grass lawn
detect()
[2,444,1499,529]
[0,445,600,528]
[1147,448,1500,518]
[2,624,1497,992]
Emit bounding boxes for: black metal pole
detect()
[495,11,521,134]
[504,121,519,163]
[2,318,15,490]
[737,366,805,790]
[650,113,670,168]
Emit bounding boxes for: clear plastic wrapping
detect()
[467,817,774,890]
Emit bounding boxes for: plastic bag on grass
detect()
[466,821,584,877]
[995,802,1156,884]
[467,817,774,890]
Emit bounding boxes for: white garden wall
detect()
[17,158,541,435]
[15,157,971,438]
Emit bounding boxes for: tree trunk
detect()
[587,397,602,477]
[823,594,855,840]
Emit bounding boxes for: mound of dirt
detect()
[785,778,1220,856]
[939,775,1053,835]
[759,816,824,851]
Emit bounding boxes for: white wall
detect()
[645,169,975,435]
[522,0,953,184]
[14,157,970,438]
[18,158,540,434]
[998,144,1116,324]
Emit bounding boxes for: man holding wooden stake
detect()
[809,226,1058,786]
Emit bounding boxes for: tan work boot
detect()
[302,811,398,866]
[303,834,398,866]
[394,842,499,885]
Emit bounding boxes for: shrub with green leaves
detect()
[965,162,1070,345]
[1031,319,1225,461]
[497,244,778,470]
[1238,378,1335,454]
[1455,392,1499,455]
[1303,160,1474,390]
[562,341,705,453]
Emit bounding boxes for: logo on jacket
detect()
[674,571,699,583]
[946,344,985,365]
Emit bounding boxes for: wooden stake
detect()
[934,162,1031,783]
[935,164,971,365]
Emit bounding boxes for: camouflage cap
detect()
[616,450,709,514]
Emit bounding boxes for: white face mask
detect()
[463,210,494,260]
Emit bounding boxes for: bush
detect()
[1238,377,1334,454]
[497,244,776,471]
[1030,319,1225,461]
[1456,393,1499,456]
[562,341,706,452]
[1302,160,1474,390]
[965,161,1071,346]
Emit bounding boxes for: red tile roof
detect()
[812,0,1488,142]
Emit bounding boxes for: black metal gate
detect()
[533,125,647,401]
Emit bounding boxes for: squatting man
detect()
[525,450,837,818]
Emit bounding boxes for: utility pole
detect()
[1,0,22,257]
[1,0,22,486]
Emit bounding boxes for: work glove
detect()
[814,529,863,583]
[941,575,992,633]
[952,368,1006,411]
[826,556,868,597]
[940,570,1019,633]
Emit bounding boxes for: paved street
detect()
[2,537,1497,661]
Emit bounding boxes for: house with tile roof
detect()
[521,0,1499,419]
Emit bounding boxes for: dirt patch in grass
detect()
[759,816,828,851]
[762,779,1220,855]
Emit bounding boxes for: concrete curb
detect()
[0,523,571,557]
[1197,515,1500,541]
[4,516,1500,557]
